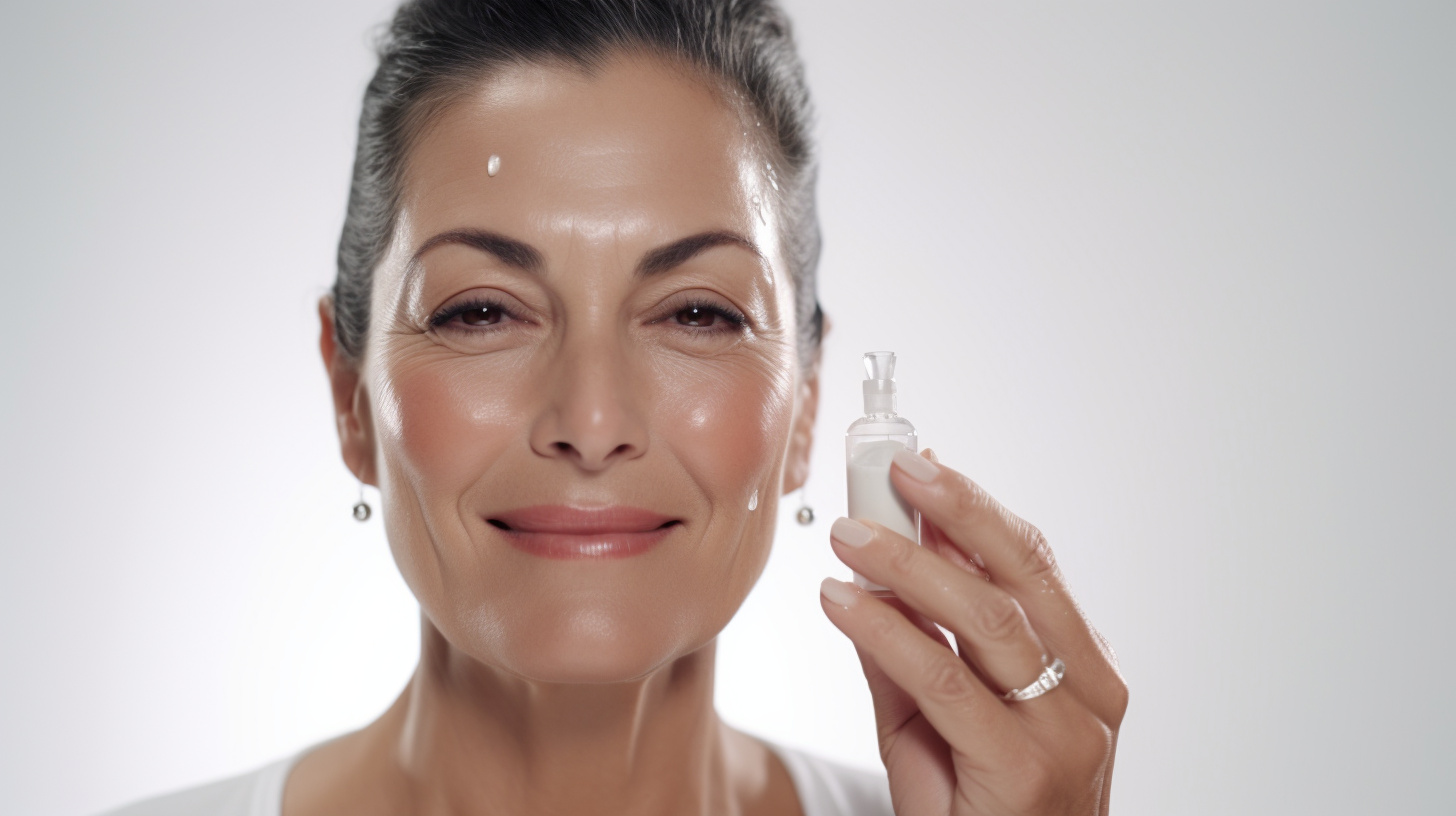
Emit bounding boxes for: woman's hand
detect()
[820,449,1127,815]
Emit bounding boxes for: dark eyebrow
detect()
[636,231,761,278]
[407,228,757,278]
[410,229,544,272]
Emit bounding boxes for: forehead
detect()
[398,54,767,248]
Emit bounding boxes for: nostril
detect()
[553,442,574,454]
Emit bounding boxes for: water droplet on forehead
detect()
[487,154,501,177]
[748,489,759,511]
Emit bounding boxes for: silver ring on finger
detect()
[1002,657,1066,702]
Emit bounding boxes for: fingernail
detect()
[831,517,873,547]
[923,448,940,464]
[893,448,939,483]
[820,576,859,608]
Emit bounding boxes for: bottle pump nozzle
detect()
[862,351,897,414]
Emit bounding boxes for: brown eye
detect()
[675,306,718,327]
[460,306,504,326]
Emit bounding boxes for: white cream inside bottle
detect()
[845,351,919,596]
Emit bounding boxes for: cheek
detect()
[375,355,529,495]
[652,352,796,504]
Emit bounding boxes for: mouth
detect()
[487,505,681,560]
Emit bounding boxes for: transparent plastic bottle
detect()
[845,351,918,596]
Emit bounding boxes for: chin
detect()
[450,591,711,685]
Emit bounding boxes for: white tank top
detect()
[98,740,893,816]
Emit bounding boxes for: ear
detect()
[318,295,377,486]
[781,320,827,495]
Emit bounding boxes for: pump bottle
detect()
[845,351,918,596]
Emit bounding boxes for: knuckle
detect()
[1064,716,1115,781]
[1090,630,1131,722]
[923,654,977,705]
[883,535,919,578]
[1084,718,1115,764]
[950,476,995,523]
[976,592,1025,640]
[1026,758,1056,798]
[877,733,897,767]
[999,721,1113,811]
[945,479,1061,585]
[1014,521,1059,580]
[1107,675,1130,723]
[1093,626,1122,672]
[864,607,899,643]
[1006,753,1057,810]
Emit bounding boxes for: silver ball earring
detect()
[795,488,814,526]
[352,481,372,522]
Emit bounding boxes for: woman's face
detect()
[328,55,815,683]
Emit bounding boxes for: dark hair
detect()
[333,0,822,366]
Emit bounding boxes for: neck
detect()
[295,616,785,816]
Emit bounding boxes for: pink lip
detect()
[488,505,679,560]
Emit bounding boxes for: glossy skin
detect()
[365,56,799,687]
[307,55,809,816]
[309,52,1124,816]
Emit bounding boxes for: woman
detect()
[106,1,1126,814]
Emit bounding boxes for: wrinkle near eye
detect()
[372,369,407,441]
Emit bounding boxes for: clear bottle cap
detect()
[862,351,897,414]
[864,351,895,380]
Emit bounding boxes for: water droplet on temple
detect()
[487,154,501,176]
[748,489,759,511]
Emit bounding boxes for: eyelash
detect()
[659,298,748,334]
[427,296,748,337]
[429,297,519,330]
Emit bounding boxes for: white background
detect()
[2,2,1452,814]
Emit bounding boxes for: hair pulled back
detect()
[333,0,822,366]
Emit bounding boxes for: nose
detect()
[528,341,649,471]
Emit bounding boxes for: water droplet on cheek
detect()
[487,154,501,176]
[748,489,759,511]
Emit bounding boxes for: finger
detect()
[917,449,1130,729]
[830,516,1057,702]
[923,513,986,579]
[853,670,958,816]
[919,451,985,577]
[887,450,1125,710]
[889,449,1059,597]
[819,576,1020,767]
[848,600,952,746]
[855,641,962,816]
